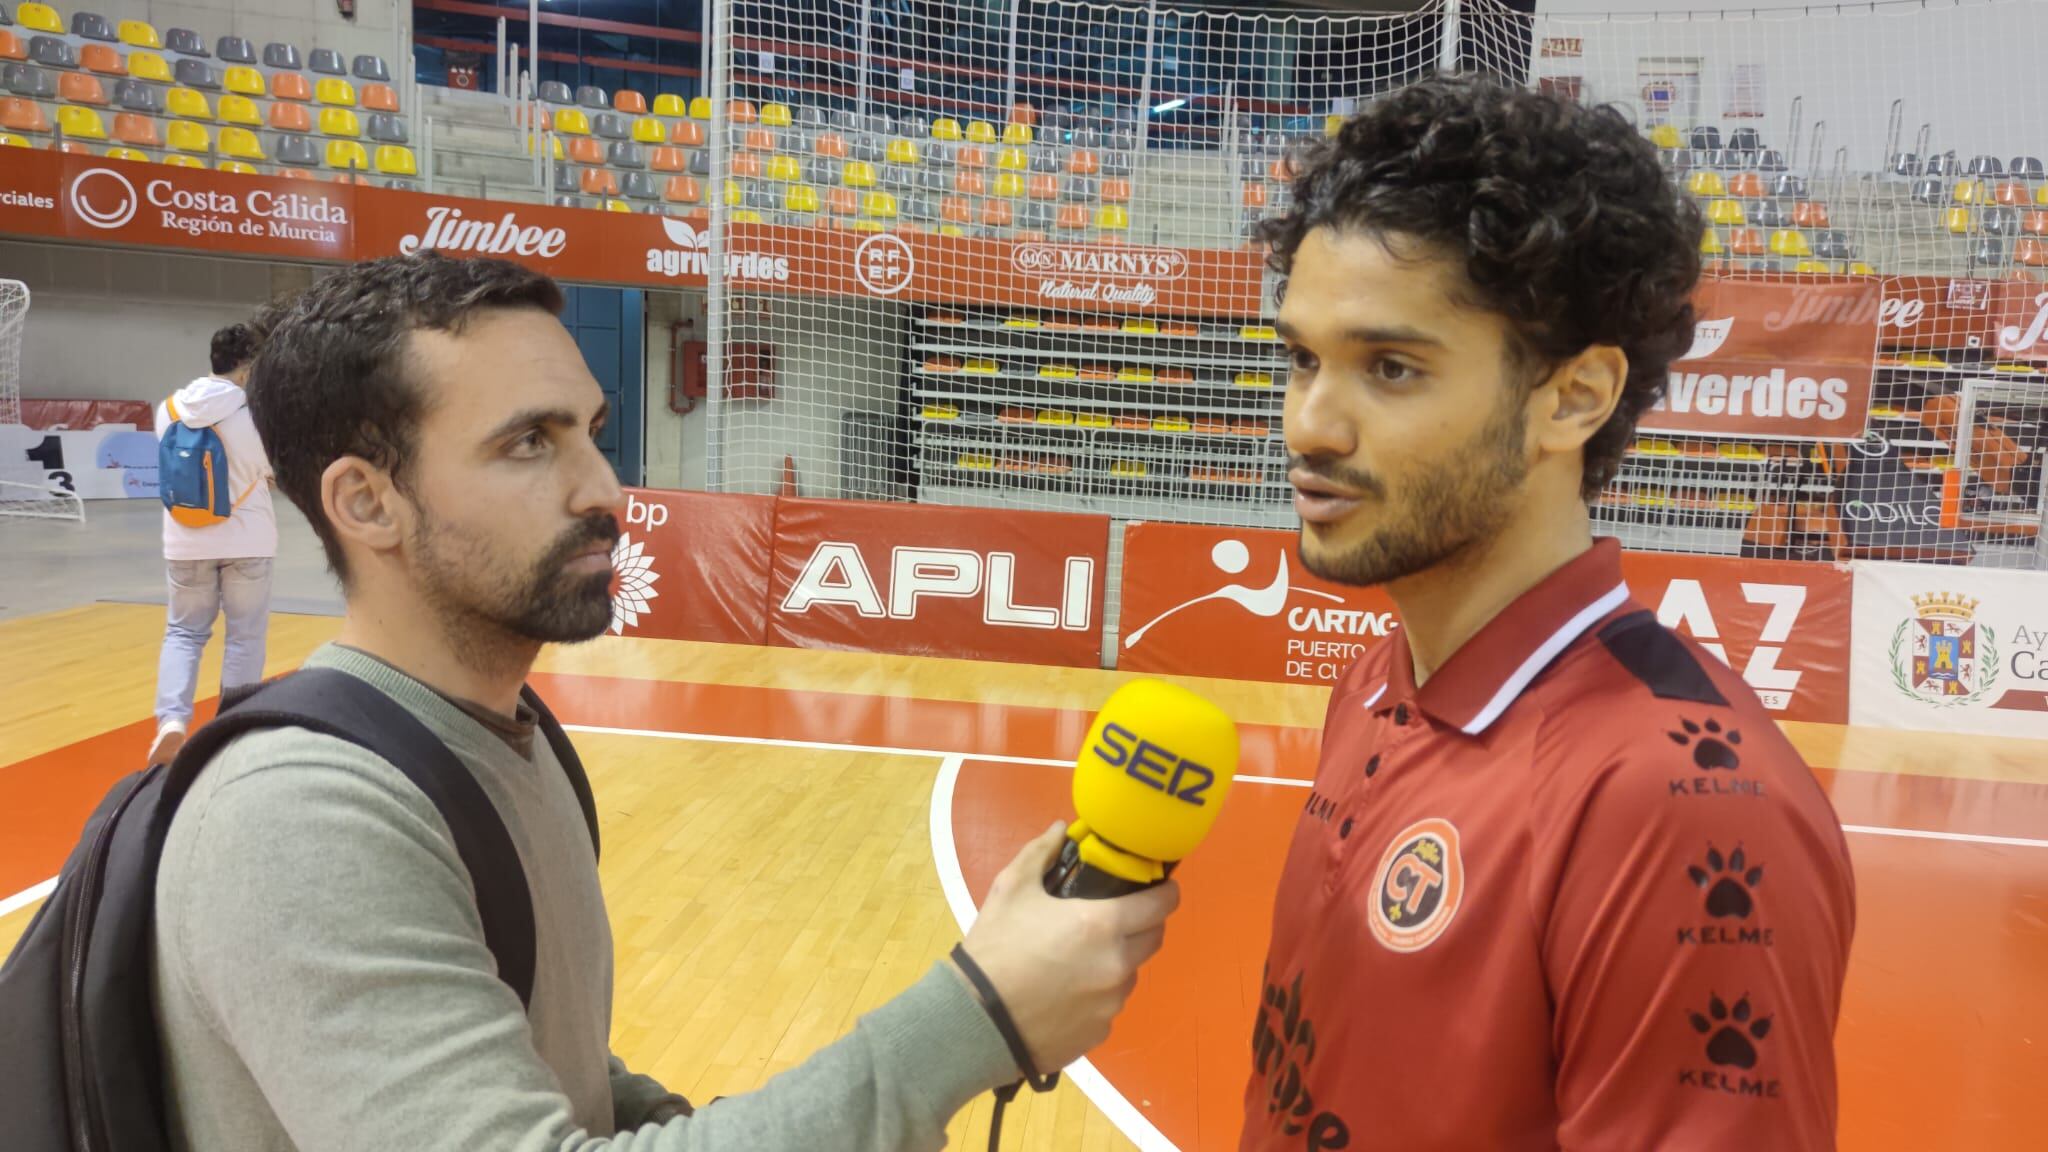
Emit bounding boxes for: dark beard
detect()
[503,512,622,643]
[414,511,621,664]
[1297,398,1529,588]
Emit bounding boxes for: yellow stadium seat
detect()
[965,121,996,144]
[785,184,821,213]
[731,208,764,224]
[117,19,163,48]
[845,219,883,232]
[1699,229,1725,255]
[632,116,665,144]
[326,139,370,171]
[1324,114,1343,137]
[217,160,258,175]
[552,107,591,136]
[996,145,1028,171]
[1686,171,1726,197]
[1944,207,1975,234]
[316,77,358,108]
[162,154,204,169]
[218,95,262,126]
[57,106,108,141]
[166,88,213,121]
[652,93,688,118]
[862,190,897,218]
[842,160,877,187]
[761,102,792,128]
[0,133,28,148]
[1846,260,1875,275]
[218,126,265,160]
[1095,203,1129,230]
[1953,178,1986,205]
[992,171,1024,198]
[1767,229,1812,256]
[723,179,742,206]
[105,146,149,162]
[224,67,266,98]
[930,117,962,141]
[1649,124,1681,149]
[768,154,801,182]
[1792,259,1829,274]
[165,120,211,154]
[15,3,62,35]
[1002,122,1032,145]
[318,108,361,138]
[605,199,633,213]
[1705,199,1745,225]
[127,52,172,84]
[886,138,921,165]
[689,96,712,120]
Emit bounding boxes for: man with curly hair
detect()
[1242,76,1854,1150]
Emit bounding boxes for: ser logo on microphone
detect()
[1090,722,1216,806]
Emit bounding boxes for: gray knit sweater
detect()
[151,643,1017,1151]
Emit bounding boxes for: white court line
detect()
[0,877,57,919]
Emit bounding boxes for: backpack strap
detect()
[167,669,541,1009]
[521,685,599,863]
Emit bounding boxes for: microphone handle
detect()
[1041,838,1175,899]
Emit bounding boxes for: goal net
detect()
[0,279,85,524]
[696,0,2048,568]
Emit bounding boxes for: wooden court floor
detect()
[2,603,2045,1150]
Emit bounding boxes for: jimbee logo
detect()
[1368,818,1463,952]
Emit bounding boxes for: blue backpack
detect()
[158,397,245,528]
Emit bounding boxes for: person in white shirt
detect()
[149,321,279,766]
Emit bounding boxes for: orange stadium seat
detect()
[2017,238,2048,266]
[269,102,312,133]
[1068,149,1099,175]
[568,136,605,165]
[940,195,973,225]
[1243,181,1267,208]
[740,127,773,152]
[112,111,160,146]
[613,89,648,115]
[1027,173,1060,200]
[362,84,399,114]
[1,97,51,133]
[812,131,848,159]
[1995,182,2031,207]
[80,43,126,75]
[1728,227,1766,256]
[271,72,313,103]
[824,186,858,216]
[953,170,986,196]
[1727,171,1766,199]
[60,71,108,105]
[726,99,756,124]
[578,166,619,196]
[649,146,687,173]
[662,175,703,203]
[730,152,763,179]
[1793,201,1830,228]
[0,30,26,62]
[671,119,707,148]
[1102,177,1132,204]
[956,145,989,169]
[979,197,1013,227]
[1055,203,1089,230]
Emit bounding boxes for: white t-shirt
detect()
[156,376,277,561]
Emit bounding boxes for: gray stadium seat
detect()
[70,11,115,41]
[894,114,927,139]
[1813,229,1856,259]
[796,104,827,131]
[380,178,419,191]
[592,111,629,140]
[539,80,572,105]
[1688,126,1721,150]
[1101,151,1133,178]
[863,113,892,137]
[1983,207,2022,236]
[742,182,777,211]
[1754,199,1794,227]
[608,140,645,169]
[1755,150,1788,173]
[688,149,710,176]
[621,170,658,200]
[1018,200,1053,232]
[215,36,255,65]
[1966,154,2004,177]
[554,164,578,193]
[850,135,882,164]
[28,35,75,70]
[1888,152,1922,177]
[1068,126,1101,151]
[576,84,607,110]
[1972,237,2007,264]
[365,113,407,144]
[829,108,858,133]
[903,190,936,221]
[175,58,221,91]
[263,43,302,71]
[1105,128,1136,152]
[0,5,12,26]
[552,194,580,209]
[1064,175,1098,202]
[1909,178,1945,206]
[4,62,53,98]
[924,141,955,168]
[275,133,321,167]
[165,28,206,57]
[881,164,915,191]
[918,166,950,194]
[309,48,346,76]
[1769,174,1806,198]
[1028,147,1061,174]
[352,55,390,83]
[1727,127,1762,153]
[113,77,163,112]
[1924,153,1959,178]
[2012,156,2046,180]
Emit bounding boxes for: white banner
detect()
[1850,561,2048,739]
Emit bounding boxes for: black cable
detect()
[953,943,1060,1152]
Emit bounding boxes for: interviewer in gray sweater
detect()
[153,253,1179,1152]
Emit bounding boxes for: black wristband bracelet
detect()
[951,943,1060,1092]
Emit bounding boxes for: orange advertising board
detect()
[604,490,775,645]
[1643,278,1880,441]
[1118,522,1851,722]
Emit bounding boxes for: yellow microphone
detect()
[1043,678,1240,899]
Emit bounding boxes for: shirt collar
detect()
[1381,538,1633,737]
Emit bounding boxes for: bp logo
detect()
[1368,818,1463,953]
[1889,592,2000,707]
[608,532,661,635]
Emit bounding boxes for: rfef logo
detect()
[1368,818,1463,953]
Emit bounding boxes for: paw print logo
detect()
[1250,968,1350,1151]
[1688,844,1763,919]
[1689,994,1773,1070]
[1669,716,1743,771]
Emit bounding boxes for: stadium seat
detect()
[1002,122,1032,145]
[1769,174,1806,198]
[595,111,634,140]
[165,119,209,153]
[1767,228,1811,256]
[1067,149,1099,176]
[648,145,686,173]
[761,101,791,128]
[784,183,820,213]
[539,80,572,105]
[14,3,58,34]
[863,112,892,137]
[113,76,167,112]
[862,190,897,219]
[1973,237,2007,264]
[886,137,920,165]
[824,186,858,216]
[271,72,311,103]
[1101,177,1131,204]
[2026,210,2048,234]
[353,54,390,83]
[1026,147,1060,175]
[1647,123,1681,150]
[162,153,203,168]
[165,29,208,57]
[727,99,756,123]
[953,169,987,196]
[552,107,591,135]
[217,125,263,160]
[28,34,72,69]
[931,117,962,141]
[651,93,686,118]
[0,133,26,148]
[1792,201,1830,228]
[979,197,1012,228]
[796,105,828,132]
[965,120,996,144]
[671,119,706,148]
[2018,238,2048,266]
[1943,207,1974,234]
[880,162,917,191]
[995,145,1028,172]
[1685,171,1725,197]
[1728,228,1766,256]
[609,140,645,169]
[811,130,847,159]
[956,145,989,170]
[687,149,708,175]
[278,167,314,180]
[848,134,881,164]
[317,107,359,138]
[618,170,656,200]
[322,138,366,171]
[991,171,1023,199]
[567,136,604,165]
[1953,178,1987,205]
[768,153,801,182]
[1966,154,2003,177]
[1726,171,1765,199]
[223,65,264,97]
[57,69,104,104]
[275,133,319,167]
[1995,181,2031,206]
[689,96,711,119]
[1705,199,1745,225]
[264,43,302,71]
[268,101,311,133]
[110,110,156,145]
[1687,126,1721,150]
[729,152,762,179]
[165,87,211,120]
[79,43,126,76]
[721,178,743,206]
[56,104,105,139]
[631,115,664,144]
[104,145,147,162]
[215,36,255,65]
[1095,203,1128,231]
[315,76,356,107]
[842,159,877,187]
[1698,229,1725,256]
[309,48,345,76]
[1027,172,1060,200]
[739,126,772,151]
[372,143,415,176]
[939,194,972,225]
[1813,229,1855,259]
[1909,177,1945,205]
[365,112,406,144]
[1984,206,2022,236]
[1054,203,1088,231]
[175,59,222,91]
[127,51,172,83]
[2010,156,2046,181]
[662,175,703,203]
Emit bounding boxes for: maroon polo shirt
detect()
[1242,538,1855,1152]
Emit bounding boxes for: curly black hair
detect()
[208,323,262,377]
[1262,74,1703,499]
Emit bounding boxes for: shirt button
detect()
[1393,704,1410,726]
[1339,817,1353,840]
[1364,755,1380,778]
